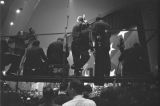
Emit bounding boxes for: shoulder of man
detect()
[84,98,96,105]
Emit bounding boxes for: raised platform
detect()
[0,75,155,83]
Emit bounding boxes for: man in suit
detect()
[92,16,111,84]
[47,38,69,76]
[71,16,90,76]
[23,40,47,75]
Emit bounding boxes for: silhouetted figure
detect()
[92,17,111,85]
[0,38,21,76]
[1,39,9,72]
[47,38,69,65]
[23,40,47,76]
[39,86,58,106]
[71,16,90,76]
[47,38,69,76]
[27,27,37,45]
[121,43,148,76]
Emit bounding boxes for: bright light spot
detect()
[16,9,21,14]
[84,72,89,77]
[83,14,88,23]
[83,14,85,18]
[53,88,58,90]
[110,69,116,76]
[104,83,109,87]
[84,83,89,85]
[27,97,31,100]
[109,43,115,55]
[2,71,6,76]
[0,0,5,5]
[10,22,14,26]
[118,30,128,39]
[92,42,95,47]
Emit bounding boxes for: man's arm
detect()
[65,44,69,57]
[72,25,80,39]
[40,48,48,62]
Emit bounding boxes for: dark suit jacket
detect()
[47,41,69,65]
[24,46,47,68]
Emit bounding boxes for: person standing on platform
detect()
[47,38,69,65]
[92,17,111,84]
[1,38,22,76]
[23,40,47,76]
[47,38,69,76]
[71,16,90,76]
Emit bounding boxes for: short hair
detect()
[84,85,92,93]
[69,79,84,94]
[96,16,103,21]
[43,86,54,99]
[59,82,68,91]
[32,40,40,46]
[57,38,64,42]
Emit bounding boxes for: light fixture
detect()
[16,8,23,14]
[16,9,21,14]
[2,71,6,76]
[10,21,14,26]
[0,0,5,5]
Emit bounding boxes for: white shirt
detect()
[62,95,96,106]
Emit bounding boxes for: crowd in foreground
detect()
[1,79,160,106]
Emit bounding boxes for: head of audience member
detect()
[41,86,58,106]
[83,84,92,98]
[67,79,84,98]
[57,38,64,44]
[32,40,40,47]
[43,86,54,100]
[59,82,68,93]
